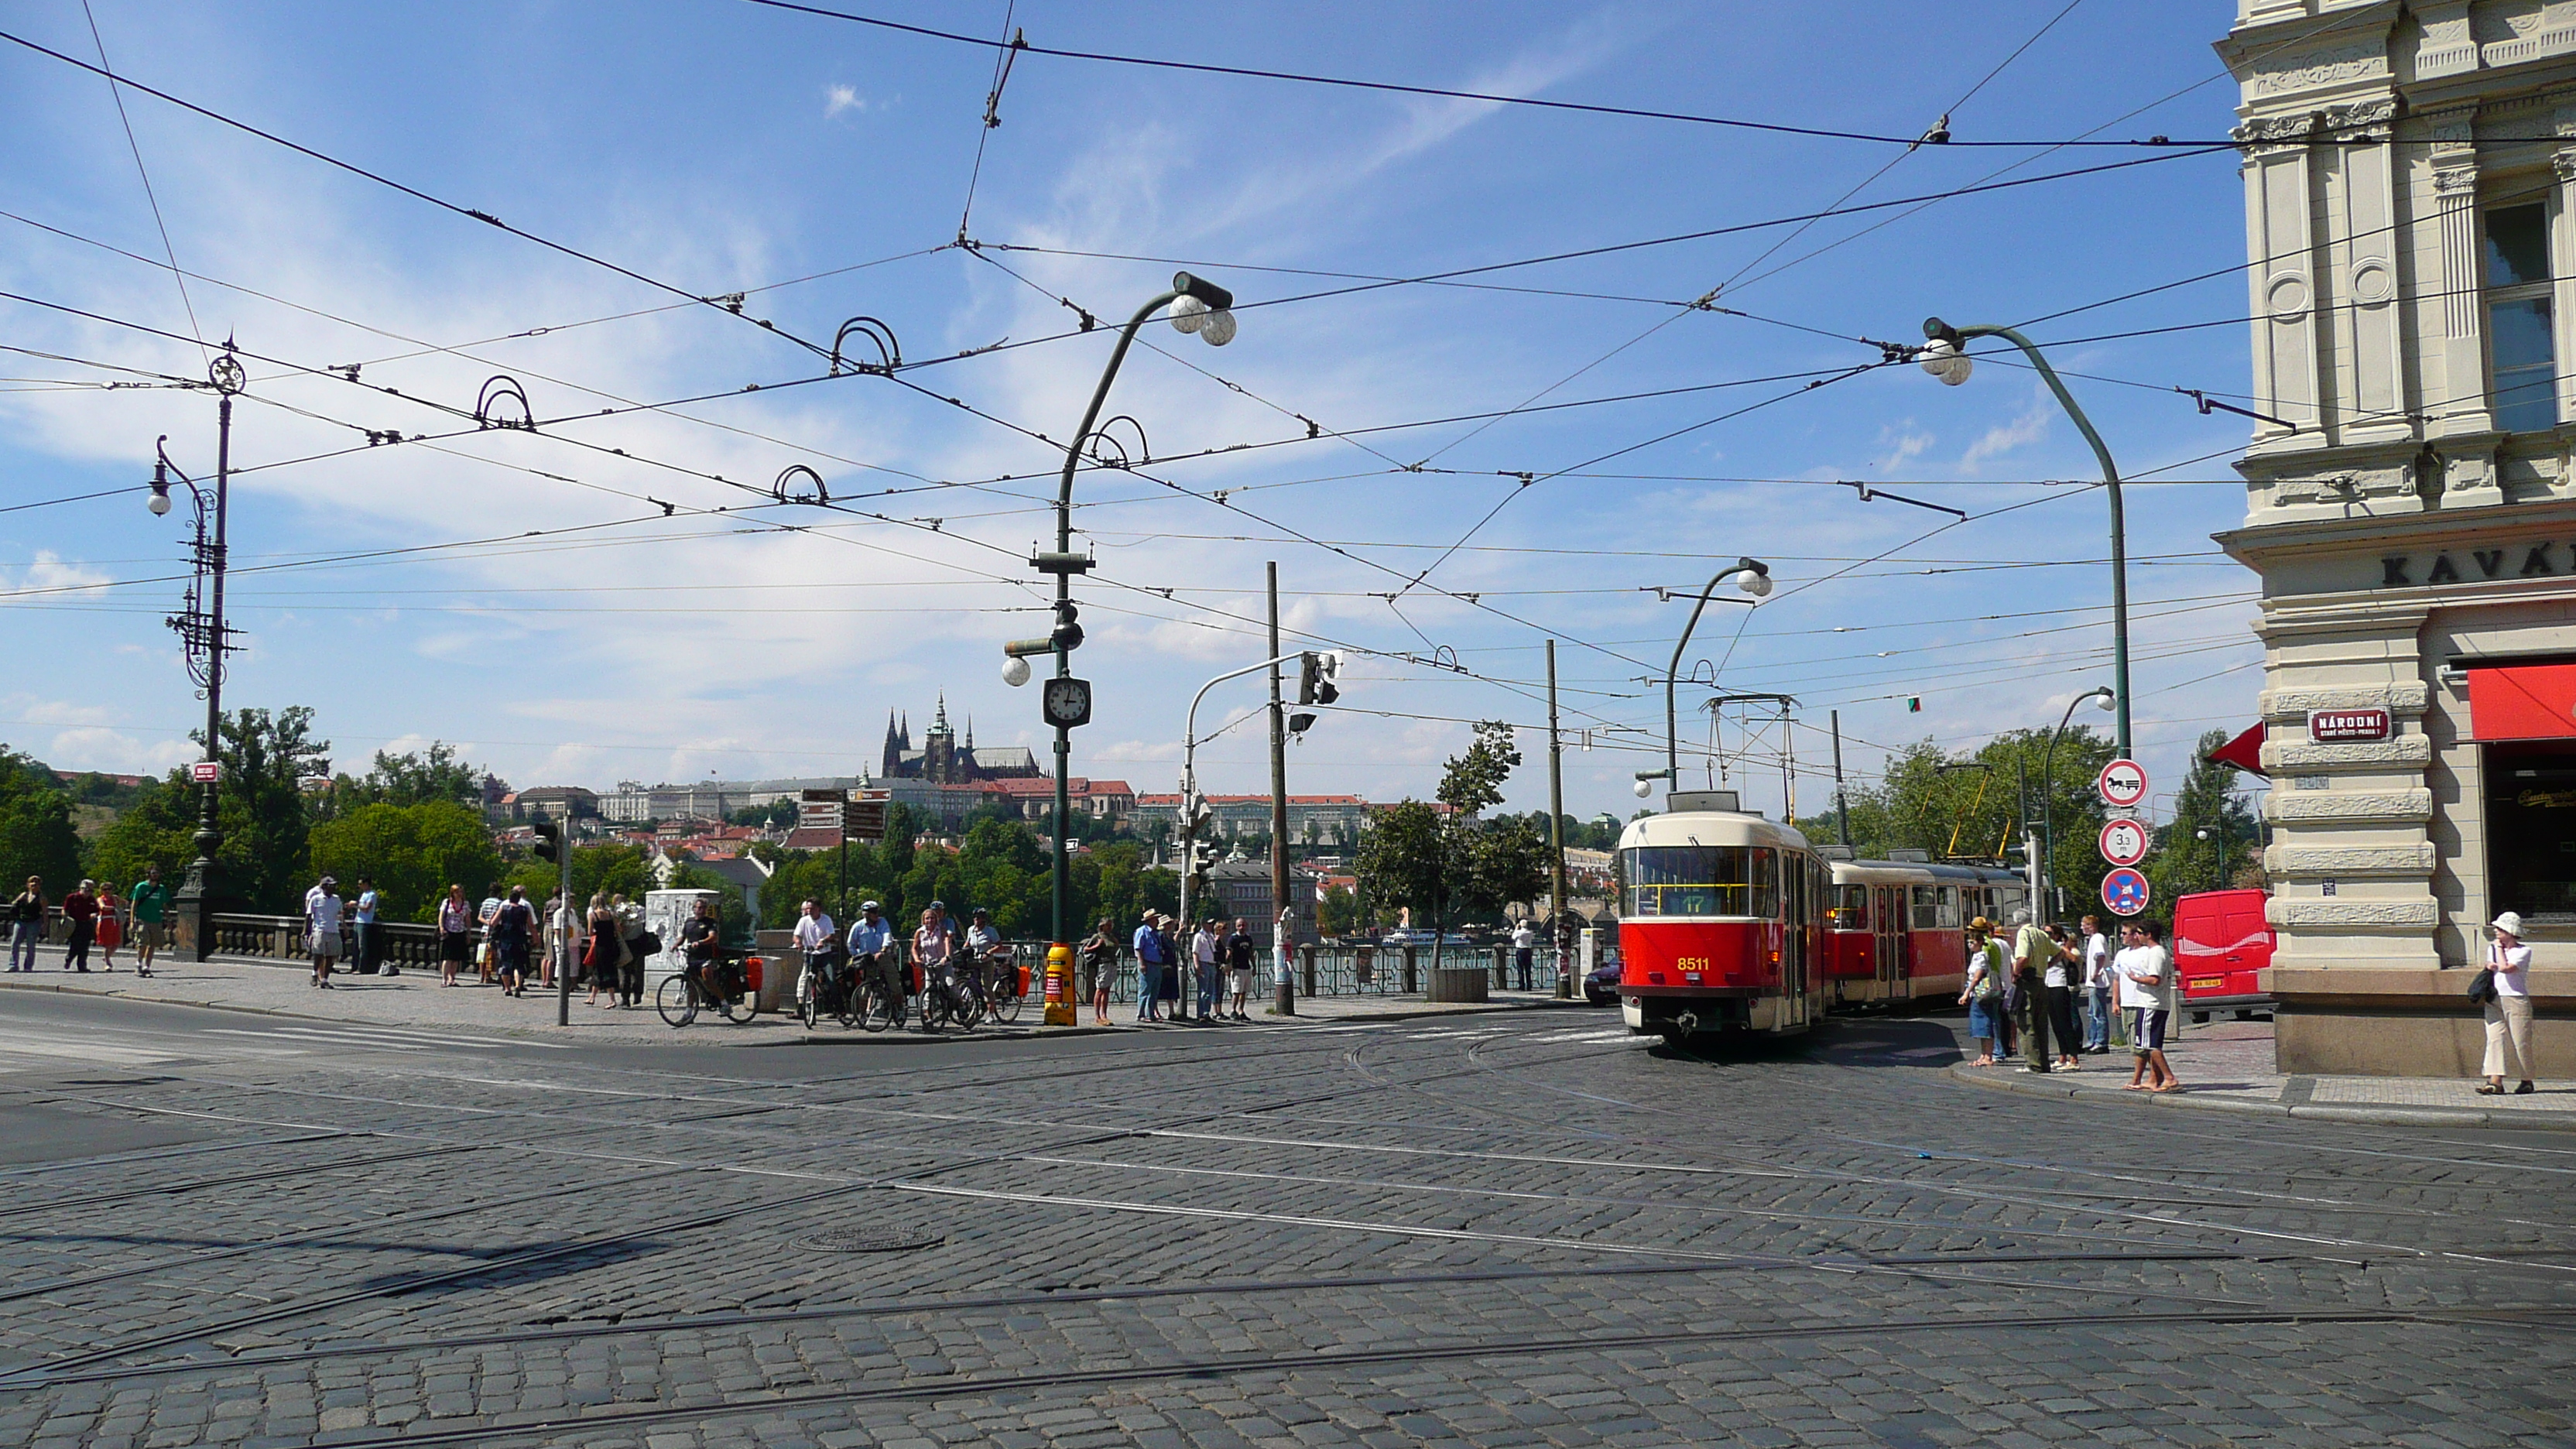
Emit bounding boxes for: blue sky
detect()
[0,2,2265,829]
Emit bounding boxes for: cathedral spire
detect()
[933,694,951,735]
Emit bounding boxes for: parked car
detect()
[1584,957,1622,1005]
[2172,888,2274,1023]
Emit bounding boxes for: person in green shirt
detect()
[128,865,172,978]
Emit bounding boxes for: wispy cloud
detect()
[825,84,866,118]
[1961,389,2052,469]
[1874,423,1932,471]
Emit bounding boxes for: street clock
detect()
[1043,677,1093,729]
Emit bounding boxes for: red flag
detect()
[2206,721,2266,777]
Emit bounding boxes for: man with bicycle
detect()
[793,899,839,1019]
[847,899,899,1016]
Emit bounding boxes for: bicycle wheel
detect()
[656,975,697,1028]
[833,979,862,1029]
[719,985,755,1024]
[797,974,819,1029]
[858,980,894,1033]
[994,968,1024,1023]
[917,985,950,1032]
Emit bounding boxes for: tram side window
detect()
[1750,848,1779,919]
[1830,886,1871,931]
[1910,886,1941,930]
[1622,845,1762,916]
[1941,888,1963,929]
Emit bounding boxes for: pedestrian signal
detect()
[532,819,563,864]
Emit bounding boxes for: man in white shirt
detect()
[2115,920,2180,1092]
[1191,919,1220,1023]
[1512,920,1539,991]
[2081,915,2114,1053]
[792,899,838,1006]
[306,876,344,989]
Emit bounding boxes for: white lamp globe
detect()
[1738,570,1773,598]
[146,490,172,516]
[1002,654,1031,687]
[1170,294,1208,334]
[1633,778,1654,799]
[2095,690,2115,712]
[1199,308,1237,347]
[1920,337,1972,386]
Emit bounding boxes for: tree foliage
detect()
[2147,729,2263,903]
[0,746,81,896]
[1354,721,1539,937]
[336,742,486,811]
[308,800,504,923]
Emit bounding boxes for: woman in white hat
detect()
[2481,912,2536,1096]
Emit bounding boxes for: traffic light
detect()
[1184,792,1213,838]
[1187,838,1216,894]
[1050,599,1083,653]
[1288,711,1317,735]
[532,818,563,864]
[1297,649,1341,706]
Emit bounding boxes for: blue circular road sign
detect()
[2102,867,2151,917]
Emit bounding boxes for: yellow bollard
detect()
[1043,943,1076,1026]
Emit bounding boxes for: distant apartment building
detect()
[1127,793,1371,846]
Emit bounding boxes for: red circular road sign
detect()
[2102,867,2151,917]
[2098,817,2150,868]
[2096,758,2149,810]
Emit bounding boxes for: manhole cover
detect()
[795,1226,944,1253]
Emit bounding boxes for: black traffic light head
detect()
[1289,711,1317,735]
[532,818,562,864]
[1297,650,1341,707]
[1050,598,1084,652]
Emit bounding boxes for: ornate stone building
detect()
[877,697,1040,786]
[2219,0,2576,1074]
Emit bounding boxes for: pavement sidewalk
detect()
[0,944,1583,1044]
[1949,1019,2576,1132]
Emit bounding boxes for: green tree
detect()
[337,742,486,810]
[728,800,797,829]
[503,841,654,909]
[85,708,329,913]
[0,746,81,897]
[1352,800,1451,935]
[1316,883,1362,937]
[2149,729,2263,904]
[1438,721,1520,817]
[307,800,505,923]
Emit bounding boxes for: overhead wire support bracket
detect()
[2175,386,2296,430]
[1838,479,1965,519]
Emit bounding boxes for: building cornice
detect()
[2217,493,2576,563]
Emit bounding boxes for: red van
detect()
[2170,889,2273,1020]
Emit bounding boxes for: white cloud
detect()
[1874,423,1933,472]
[1961,389,2054,469]
[0,550,113,598]
[824,84,866,118]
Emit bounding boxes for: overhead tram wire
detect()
[0,29,841,363]
[77,0,205,368]
[736,0,2436,151]
[1374,0,2092,597]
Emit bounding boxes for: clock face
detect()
[1043,677,1092,728]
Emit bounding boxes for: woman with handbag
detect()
[437,885,474,986]
[1958,917,2006,1067]
[2480,911,2537,1096]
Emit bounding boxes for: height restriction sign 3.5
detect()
[2097,759,2149,810]
[2099,817,2150,868]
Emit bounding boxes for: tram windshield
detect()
[1622,846,1778,918]
[1828,886,1870,930]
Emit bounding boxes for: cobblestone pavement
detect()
[2,993,2571,1447]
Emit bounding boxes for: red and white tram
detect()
[1821,854,2029,1009]
[1613,793,1828,1040]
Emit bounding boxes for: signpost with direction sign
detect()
[2098,817,2150,868]
[2096,758,2148,810]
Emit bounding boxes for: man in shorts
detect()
[307,875,344,988]
[128,864,170,977]
[2116,921,2180,1093]
[1225,917,1256,1020]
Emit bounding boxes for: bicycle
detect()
[854,950,904,1033]
[796,947,861,1029]
[915,956,975,1033]
[657,952,755,1027]
[972,945,1024,1024]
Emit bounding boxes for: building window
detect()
[2485,199,2558,433]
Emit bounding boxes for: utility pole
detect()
[1829,709,1852,850]
[151,346,245,962]
[1547,640,1570,998]
[1267,562,1294,1015]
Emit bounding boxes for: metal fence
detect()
[1067,942,1561,1004]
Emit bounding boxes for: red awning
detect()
[2469,663,2576,741]
[2207,721,2266,776]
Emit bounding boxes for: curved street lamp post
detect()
[2040,686,2119,923]
[1005,272,1237,1020]
[1635,558,1771,800]
[1920,318,2132,765]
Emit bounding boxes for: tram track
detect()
[236,1303,2573,1449]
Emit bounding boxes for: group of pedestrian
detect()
[7,868,171,977]
[1119,911,1256,1023]
[1961,910,2179,1091]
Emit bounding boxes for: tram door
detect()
[1777,851,1810,1029]
[1874,886,1906,995]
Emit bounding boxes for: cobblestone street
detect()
[2,989,2571,1447]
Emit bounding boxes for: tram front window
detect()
[1622,846,1776,918]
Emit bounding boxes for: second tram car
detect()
[1614,793,1828,1040]
[1821,853,2030,1009]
